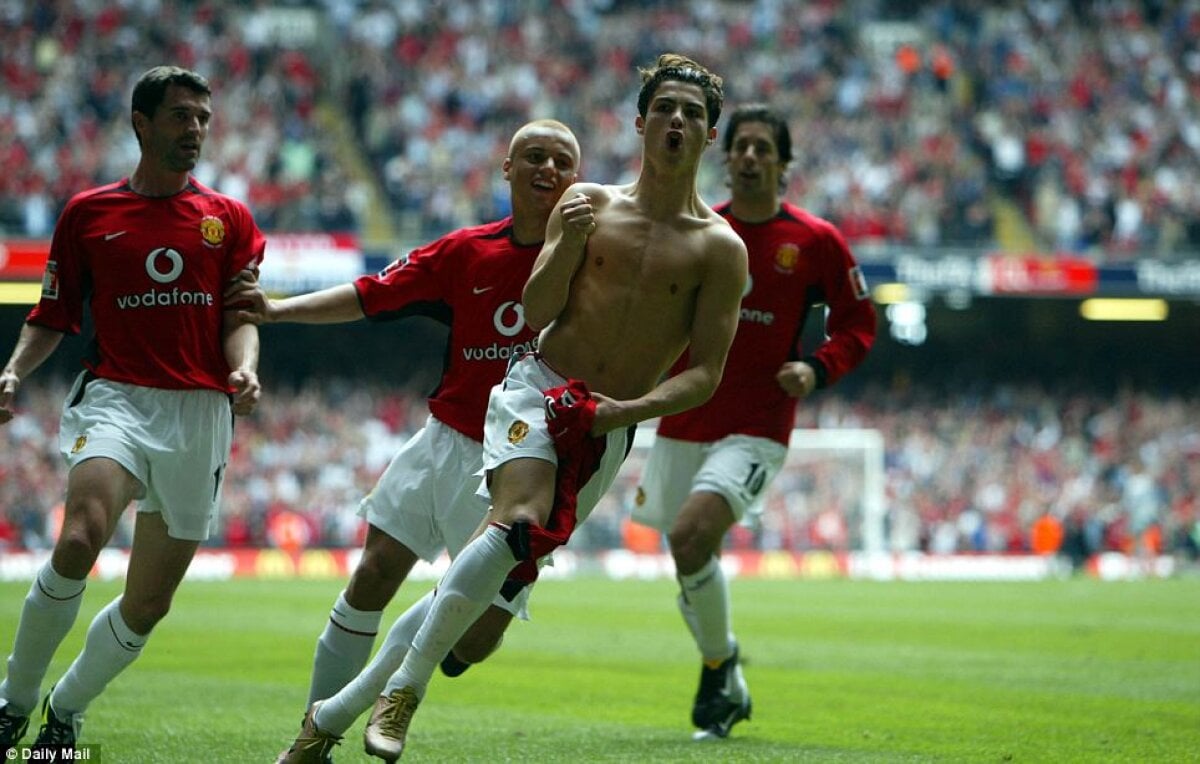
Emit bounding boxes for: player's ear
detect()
[635,115,645,135]
[502,156,513,181]
[132,111,149,142]
[707,126,717,145]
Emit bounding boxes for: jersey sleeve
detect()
[26,198,85,335]
[806,221,877,388]
[354,235,454,321]
[224,200,267,281]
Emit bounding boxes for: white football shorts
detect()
[358,415,530,618]
[633,433,788,531]
[477,353,633,527]
[59,371,234,541]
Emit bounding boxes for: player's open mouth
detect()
[667,132,683,149]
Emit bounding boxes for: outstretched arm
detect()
[0,323,65,425]
[226,281,365,326]
[522,185,598,331]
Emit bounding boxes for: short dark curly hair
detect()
[636,53,724,129]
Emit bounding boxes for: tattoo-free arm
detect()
[0,323,65,425]
[522,185,598,331]
[222,311,261,416]
[227,281,365,326]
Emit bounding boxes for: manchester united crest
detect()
[774,243,800,273]
[507,421,529,445]
[200,215,226,247]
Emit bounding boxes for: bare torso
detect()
[538,183,731,400]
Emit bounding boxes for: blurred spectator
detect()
[5,2,1200,260]
[4,376,1195,565]
[0,1,364,236]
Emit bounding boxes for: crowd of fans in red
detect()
[3,1,1200,259]
[2,2,1196,564]
[2,379,1196,565]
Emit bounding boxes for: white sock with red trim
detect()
[315,589,434,736]
[307,590,382,707]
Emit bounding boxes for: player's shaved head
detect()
[509,120,580,164]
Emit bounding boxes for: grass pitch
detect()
[0,575,1197,762]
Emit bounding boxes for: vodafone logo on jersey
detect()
[737,274,775,326]
[461,301,536,361]
[493,301,525,337]
[116,247,215,310]
[146,248,184,283]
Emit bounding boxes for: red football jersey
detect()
[27,178,266,392]
[354,217,541,442]
[657,201,877,445]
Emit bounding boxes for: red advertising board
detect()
[983,254,1099,295]
[0,240,51,280]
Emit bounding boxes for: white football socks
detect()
[315,589,434,736]
[306,591,383,707]
[384,526,513,699]
[0,562,86,715]
[677,556,735,662]
[52,597,145,715]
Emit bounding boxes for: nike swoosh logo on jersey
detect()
[472,286,494,294]
[105,231,127,241]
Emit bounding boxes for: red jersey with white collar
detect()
[354,217,540,442]
[658,201,876,445]
[27,178,266,392]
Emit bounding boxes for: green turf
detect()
[0,576,1197,762]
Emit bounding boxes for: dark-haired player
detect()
[635,102,877,740]
[360,52,748,761]
[0,65,265,752]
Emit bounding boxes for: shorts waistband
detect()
[516,350,570,386]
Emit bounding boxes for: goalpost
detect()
[781,428,886,552]
[607,427,887,553]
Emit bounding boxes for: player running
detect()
[634,103,877,740]
[229,121,583,763]
[0,66,264,754]
[359,53,748,762]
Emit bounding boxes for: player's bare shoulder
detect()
[701,206,749,276]
[565,181,616,208]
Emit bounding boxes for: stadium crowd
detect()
[2,378,1197,565]
[3,1,1200,259]
[1,1,1197,563]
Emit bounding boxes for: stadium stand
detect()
[2,379,1196,564]
[2,1,1199,258]
[0,2,1197,574]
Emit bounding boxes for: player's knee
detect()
[122,593,174,633]
[350,554,401,593]
[667,524,712,572]
[346,541,414,608]
[54,512,107,568]
[503,519,535,561]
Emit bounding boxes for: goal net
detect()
[577,428,887,553]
